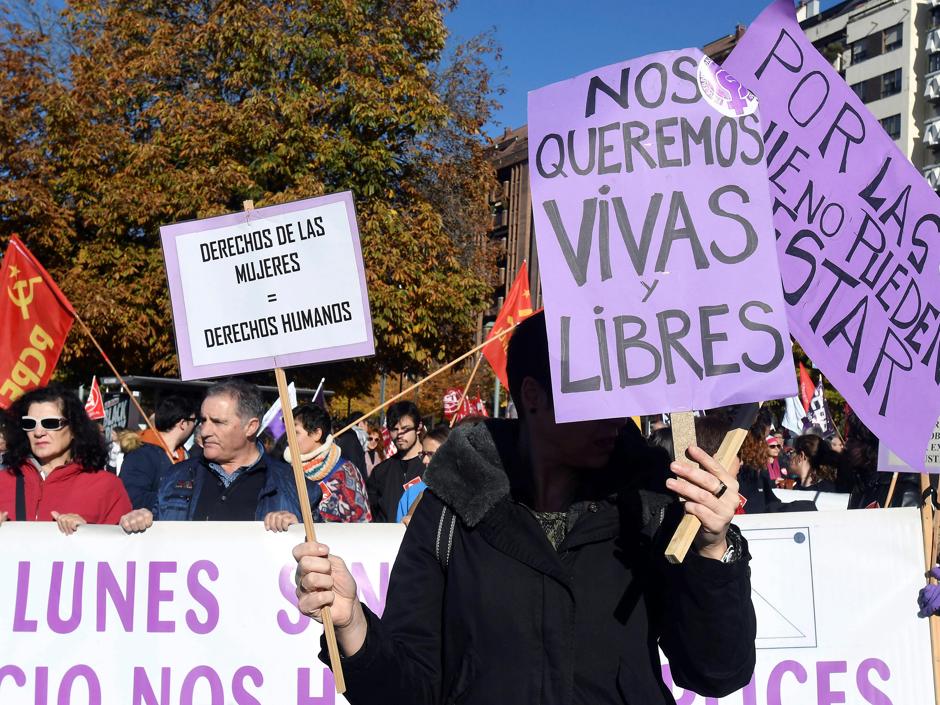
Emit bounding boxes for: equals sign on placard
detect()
[267,293,277,303]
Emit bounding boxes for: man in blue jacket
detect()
[120,380,308,530]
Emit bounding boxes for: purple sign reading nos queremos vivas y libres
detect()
[724,0,940,472]
[527,48,795,422]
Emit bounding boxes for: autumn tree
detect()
[0,0,498,394]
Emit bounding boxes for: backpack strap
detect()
[15,470,26,521]
[434,503,458,571]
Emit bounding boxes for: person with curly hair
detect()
[0,384,132,533]
[364,423,386,477]
[713,418,815,514]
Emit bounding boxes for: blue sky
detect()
[445,0,838,135]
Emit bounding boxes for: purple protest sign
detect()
[527,49,795,422]
[724,0,940,472]
[878,418,940,475]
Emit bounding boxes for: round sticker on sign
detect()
[697,56,758,118]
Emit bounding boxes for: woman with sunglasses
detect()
[364,423,385,477]
[0,384,132,533]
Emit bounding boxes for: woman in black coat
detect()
[293,313,756,704]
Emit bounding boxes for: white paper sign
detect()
[161,193,374,380]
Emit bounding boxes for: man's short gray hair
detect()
[205,380,265,427]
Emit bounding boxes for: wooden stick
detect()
[73,312,175,462]
[333,322,521,439]
[449,354,484,428]
[275,367,346,694]
[664,412,700,565]
[884,471,899,508]
[665,403,762,564]
[919,473,940,704]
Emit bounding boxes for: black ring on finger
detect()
[713,480,728,499]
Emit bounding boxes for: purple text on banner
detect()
[723,0,940,472]
[527,48,795,422]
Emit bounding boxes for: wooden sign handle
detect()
[664,412,700,564]
[664,403,762,564]
[275,367,346,694]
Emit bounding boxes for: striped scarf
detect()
[284,435,341,482]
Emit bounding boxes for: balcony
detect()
[924,117,940,147]
[924,164,940,190]
[927,72,940,101]
[928,28,940,53]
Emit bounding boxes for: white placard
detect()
[161,193,374,379]
[0,509,931,704]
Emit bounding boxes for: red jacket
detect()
[0,461,131,524]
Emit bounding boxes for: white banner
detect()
[775,489,850,511]
[0,509,931,704]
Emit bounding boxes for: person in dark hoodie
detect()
[120,396,197,510]
[292,311,756,705]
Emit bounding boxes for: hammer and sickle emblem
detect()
[8,275,43,320]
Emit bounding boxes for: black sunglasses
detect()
[22,416,68,431]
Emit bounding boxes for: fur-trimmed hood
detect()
[424,418,674,531]
[423,420,517,527]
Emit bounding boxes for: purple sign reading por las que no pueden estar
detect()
[527,48,796,423]
[724,0,940,472]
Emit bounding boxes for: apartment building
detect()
[799,0,938,183]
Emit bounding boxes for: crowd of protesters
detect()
[0,365,918,534]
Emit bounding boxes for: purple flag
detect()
[724,0,940,472]
[266,411,287,440]
[527,48,795,422]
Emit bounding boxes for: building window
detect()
[851,82,865,101]
[879,114,901,140]
[851,41,868,64]
[883,24,902,53]
[882,69,902,97]
[933,7,940,29]
[931,53,940,74]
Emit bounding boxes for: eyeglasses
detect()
[392,426,416,436]
[368,436,380,442]
[22,416,68,432]
[419,450,436,460]
[767,444,781,449]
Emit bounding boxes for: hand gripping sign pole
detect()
[239,200,346,692]
[665,403,762,564]
[920,473,940,704]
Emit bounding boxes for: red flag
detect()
[483,262,535,389]
[0,236,75,408]
[380,426,395,457]
[84,376,105,420]
[798,362,815,413]
[443,387,472,424]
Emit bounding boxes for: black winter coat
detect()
[323,420,756,704]
[737,466,816,514]
[366,454,423,522]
